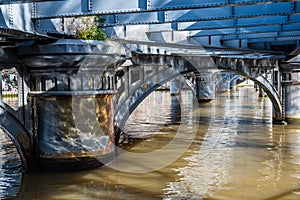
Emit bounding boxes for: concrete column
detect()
[195,74,215,102]
[170,78,181,96]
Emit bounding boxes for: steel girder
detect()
[32,0,295,19]
[31,0,300,47]
[0,2,54,41]
[100,3,295,26]
[0,0,299,48]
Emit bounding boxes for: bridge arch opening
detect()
[0,67,33,171]
[0,126,27,170]
[0,103,32,171]
[114,67,198,129]
[218,68,282,121]
[115,64,282,136]
[1,68,19,110]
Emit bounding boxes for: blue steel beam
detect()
[0,0,62,4]
[177,16,290,31]
[35,3,300,37]
[32,0,298,19]
[248,36,300,43]
[148,15,300,33]
[0,0,298,49]
[189,26,282,37]
[0,3,52,39]
[220,30,300,41]
[147,16,288,32]
[222,32,279,40]
[98,2,297,26]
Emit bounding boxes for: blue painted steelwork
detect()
[160,16,289,32]
[248,36,300,44]
[237,16,288,27]
[0,0,296,50]
[149,0,228,10]
[100,2,298,26]
[32,0,289,19]
[190,26,283,37]
[178,20,236,30]
[3,0,300,172]
[222,32,279,40]
[234,2,292,17]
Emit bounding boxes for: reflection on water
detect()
[0,132,22,199]
[0,88,300,199]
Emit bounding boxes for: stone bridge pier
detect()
[17,39,126,171]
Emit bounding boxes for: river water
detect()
[1,87,300,199]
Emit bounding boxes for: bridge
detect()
[0,0,300,171]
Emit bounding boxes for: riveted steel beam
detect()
[0,2,55,40]
[248,36,300,43]
[99,2,298,27]
[190,26,283,37]
[222,32,279,40]
[0,0,61,4]
[221,31,300,41]
[32,0,297,19]
[148,18,285,33]
[147,14,300,33]
[177,16,289,31]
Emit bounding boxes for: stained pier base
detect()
[31,93,115,171]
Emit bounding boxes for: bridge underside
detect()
[0,1,297,52]
[0,1,300,171]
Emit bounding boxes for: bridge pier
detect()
[170,79,181,95]
[281,66,300,124]
[17,39,125,171]
[216,76,231,93]
[195,74,215,102]
[170,96,181,124]
[30,93,115,171]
